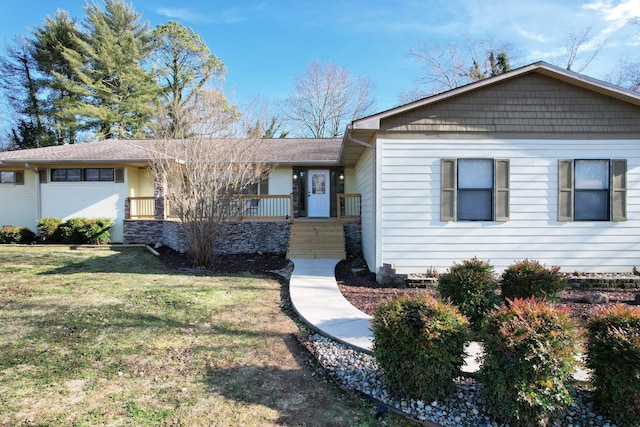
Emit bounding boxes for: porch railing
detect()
[236,194,293,220]
[128,197,155,219]
[127,194,361,220]
[338,194,361,219]
[126,195,294,220]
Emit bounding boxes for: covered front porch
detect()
[124,193,361,221]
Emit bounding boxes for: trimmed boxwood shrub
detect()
[0,226,36,243]
[58,217,113,244]
[501,259,568,302]
[479,297,582,427]
[371,295,469,402]
[37,217,113,244]
[37,217,63,242]
[586,303,640,427]
[437,258,500,330]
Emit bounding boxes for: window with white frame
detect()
[558,159,626,222]
[441,158,510,222]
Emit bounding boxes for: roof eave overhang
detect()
[0,159,152,166]
[275,160,341,166]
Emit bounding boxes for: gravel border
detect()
[306,333,620,427]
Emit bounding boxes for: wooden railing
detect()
[338,194,361,219]
[237,194,293,220]
[127,195,294,220]
[127,194,360,221]
[127,197,155,219]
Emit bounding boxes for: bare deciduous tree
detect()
[563,26,605,72]
[282,61,375,138]
[403,38,515,102]
[238,96,288,138]
[151,93,269,267]
[405,41,468,100]
[608,58,640,91]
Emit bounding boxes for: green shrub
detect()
[0,226,36,244]
[371,295,469,402]
[479,297,581,427]
[37,217,63,242]
[586,303,640,427]
[58,217,113,244]
[38,217,113,244]
[501,259,568,302]
[437,258,500,330]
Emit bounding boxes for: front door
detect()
[308,170,330,217]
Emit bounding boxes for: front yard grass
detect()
[0,246,400,426]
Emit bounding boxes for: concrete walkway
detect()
[288,258,592,381]
[288,258,481,374]
[289,259,374,351]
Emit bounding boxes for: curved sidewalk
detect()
[288,258,592,381]
[289,258,374,352]
[288,258,481,374]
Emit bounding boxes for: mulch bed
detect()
[334,255,640,323]
[155,247,640,323]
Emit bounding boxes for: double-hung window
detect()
[558,159,626,222]
[441,158,510,222]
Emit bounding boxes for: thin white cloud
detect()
[514,24,548,43]
[155,6,248,25]
[156,7,214,23]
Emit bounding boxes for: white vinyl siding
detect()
[377,137,640,274]
[356,146,376,272]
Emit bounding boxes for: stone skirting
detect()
[125,219,361,257]
[124,219,292,255]
[212,221,291,254]
[343,220,362,257]
[123,219,164,245]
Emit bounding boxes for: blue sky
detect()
[0,0,639,128]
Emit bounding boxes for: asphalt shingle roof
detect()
[0,138,343,166]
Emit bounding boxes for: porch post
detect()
[154,167,167,220]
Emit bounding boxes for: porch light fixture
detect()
[339,173,344,181]
[293,173,298,180]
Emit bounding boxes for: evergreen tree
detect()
[0,37,54,148]
[60,0,159,139]
[31,10,85,144]
[152,21,225,138]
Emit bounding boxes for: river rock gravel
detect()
[307,334,619,427]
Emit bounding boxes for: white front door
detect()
[308,170,330,217]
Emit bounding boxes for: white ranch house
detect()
[2,62,640,279]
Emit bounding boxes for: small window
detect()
[0,171,15,184]
[84,168,115,182]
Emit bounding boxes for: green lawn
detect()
[0,246,406,426]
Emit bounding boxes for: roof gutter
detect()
[23,163,42,223]
[347,133,374,149]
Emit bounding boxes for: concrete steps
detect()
[287,221,346,259]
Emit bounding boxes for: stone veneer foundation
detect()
[124,219,362,257]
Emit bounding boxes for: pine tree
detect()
[0,37,55,149]
[31,10,85,144]
[60,0,159,139]
[151,21,226,138]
